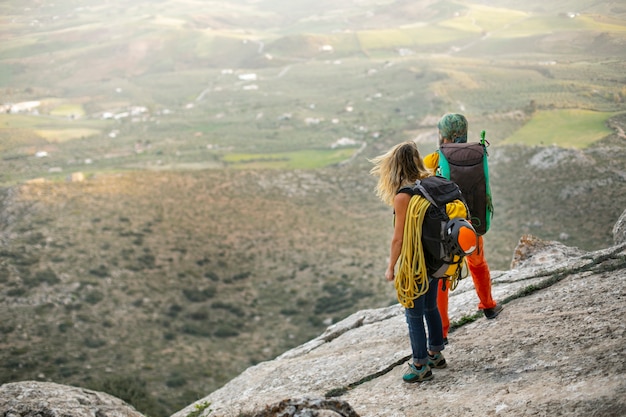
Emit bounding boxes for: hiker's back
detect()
[400,176,477,280]
[437,135,493,235]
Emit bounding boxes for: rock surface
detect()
[613,208,626,246]
[0,380,142,417]
[2,210,626,417]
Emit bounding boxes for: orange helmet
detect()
[445,218,478,256]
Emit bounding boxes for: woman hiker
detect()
[370,140,447,383]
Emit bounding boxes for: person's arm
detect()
[386,192,411,282]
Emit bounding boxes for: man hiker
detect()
[423,113,503,343]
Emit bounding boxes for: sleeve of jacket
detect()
[423,151,440,173]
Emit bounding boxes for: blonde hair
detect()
[369,141,431,206]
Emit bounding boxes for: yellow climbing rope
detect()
[394,196,431,308]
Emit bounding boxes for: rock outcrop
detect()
[0,380,142,417]
[2,210,626,417]
[613,208,626,246]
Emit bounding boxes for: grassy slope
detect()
[1,0,626,416]
[504,109,617,147]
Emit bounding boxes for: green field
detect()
[504,110,618,148]
[222,148,360,169]
[439,4,527,33]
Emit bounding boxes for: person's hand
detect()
[385,269,395,282]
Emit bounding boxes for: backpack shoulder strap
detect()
[411,180,438,207]
[396,186,413,196]
[437,149,451,179]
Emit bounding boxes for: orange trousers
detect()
[437,235,497,338]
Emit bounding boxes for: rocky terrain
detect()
[2,209,624,417]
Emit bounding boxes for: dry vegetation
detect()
[0,165,394,415]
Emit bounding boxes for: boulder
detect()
[0,381,142,417]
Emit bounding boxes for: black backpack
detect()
[437,131,493,235]
[399,176,477,280]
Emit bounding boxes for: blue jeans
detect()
[405,279,445,365]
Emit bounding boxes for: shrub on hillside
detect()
[0,324,15,334]
[23,269,60,287]
[211,301,244,316]
[24,232,46,246]
[167,303,183,317]
[137,253,156,269]
[181,322,212,337]
[232,271,251,281]
[0,267,9,283]
[58,321,73,333]
[83,337,106,349]
[166,372,187,388]
[89,265,109,278]
[7,287,27,297]
[204,271,219,281]
[182,286,216,302]
[214,324,240,338]
[87,375,168,417]
[84,290,104,305]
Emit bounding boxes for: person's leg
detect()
[404,294,434,382]
[466,236,497,310]
[424,280,445,352]
[405,296,428,365]
[436,283,449,339]
[425,280,447,368]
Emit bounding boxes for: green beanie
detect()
[437,113,468,143]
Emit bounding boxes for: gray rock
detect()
[0,381,143,417]
[613,208,626,246]
[250,397,360,417]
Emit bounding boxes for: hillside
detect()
[2,217,625,416]
[1,0,626,416]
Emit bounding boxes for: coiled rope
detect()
[394,196,431,308]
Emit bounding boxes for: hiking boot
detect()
[483,303,503,319]
[402,362,433,383]
[428,352,447,369]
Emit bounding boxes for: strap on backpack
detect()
[412,181,438,208]
[480,130,490,155]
